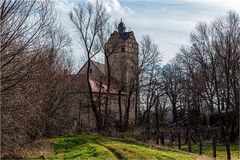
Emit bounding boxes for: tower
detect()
[105,20,139,91]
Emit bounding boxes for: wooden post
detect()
[199,134,203,155]
[169,130,173,147]
[188,131,192,152]
[178,132,181,149]
[161,131,165,145]
[156,131,160,145]
[226,134,231,160]
[212,135,216,158]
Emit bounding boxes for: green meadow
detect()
[47,134,196,160]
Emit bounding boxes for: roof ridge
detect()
[91,59,104,65]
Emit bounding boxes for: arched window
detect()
[73,119,78,129]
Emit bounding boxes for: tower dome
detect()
[117,19,126,33]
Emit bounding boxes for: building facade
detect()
[67,21,139,133]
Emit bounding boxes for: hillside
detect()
[47,134,197,160]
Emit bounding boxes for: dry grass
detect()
[1,138,53,159]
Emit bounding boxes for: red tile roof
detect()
[78,60,105,75]
[69,74,122,95]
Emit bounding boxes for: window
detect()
[72,119,78,129]
[90,69,92,74]
[121,47,125,52]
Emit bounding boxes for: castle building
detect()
[67,21,139,132]
[105,20,139,92]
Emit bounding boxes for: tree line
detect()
[1,0,73,153]
[140,11,239,159]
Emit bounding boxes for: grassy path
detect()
[47,134,196,159]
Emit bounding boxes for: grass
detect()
[1,138,52,159]
[173,144,240,160]
[47,134,196,159]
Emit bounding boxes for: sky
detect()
[54,0,240,67]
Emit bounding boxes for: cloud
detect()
[123,0,240,12]
[119,0,240,64]
[54,0,75,13]
[88,0,134,16]
[181,0,240,12]
[54,0,240,66]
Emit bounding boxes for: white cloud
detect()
[177,0,240,12]
[88,0,134,16]
[54,0,75,13]
[54,0,240,66]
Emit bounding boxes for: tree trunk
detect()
[118,90,123,131]
[123,91,133,131]
[135,89,139,127]
[172,102,177,123]
[104,55,111,131]
[86,60,102,132]
[146,110,150,139]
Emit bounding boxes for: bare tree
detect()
[161,57,184,124]
[69,1,110,131]
[1,0,73,155]
[137,35,162,137]
[179,11,240,159]
[0,0,55,93]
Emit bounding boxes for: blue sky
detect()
[54,0,240,67]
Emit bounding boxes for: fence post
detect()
[178,132,181,149]
[199,134,203,155]
[169,130,173,147]
[212,135,216,158]
[187,131,192,152]
[156,131,160,145]
[226,134,231,160]
[161,131,165,145]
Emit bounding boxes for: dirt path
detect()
[98,143,125,159]
[100,141,210,160]
[196,155,212,160]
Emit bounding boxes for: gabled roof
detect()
[91,60,105,75]
[106,31,136,45]
[78,60,105,75]
[69,74,123,95]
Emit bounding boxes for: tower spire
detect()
[118,18,126,33]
